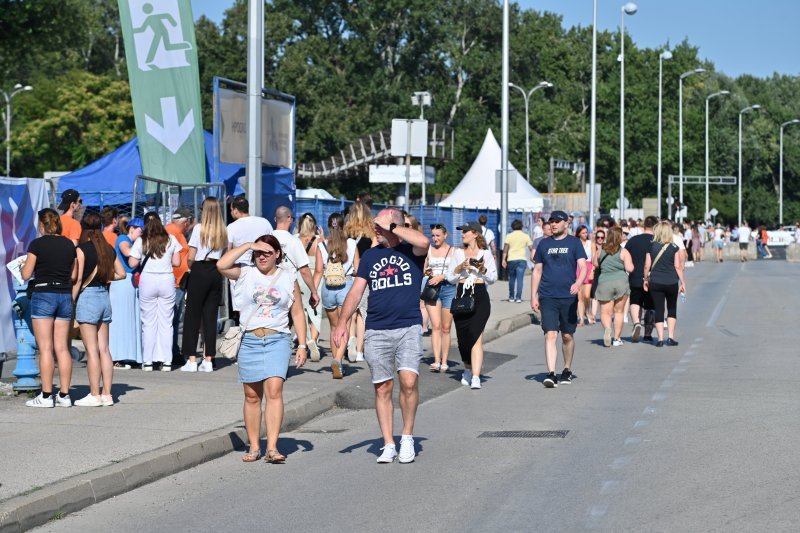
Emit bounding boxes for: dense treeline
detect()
[2,0,799,224]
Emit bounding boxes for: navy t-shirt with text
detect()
[533,235,587,298]
[357,242,426,330]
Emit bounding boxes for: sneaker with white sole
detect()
[470,376,482,389]
[161,364,172,372]
[347,337,357,362]
[308,339,321,362]
[377,444,398,463]
[612,338,624,347]
[180,361,198,372]
[603,327,613,347]
[398,436,415,463]
[54,393,72,407]
[355,352,365,362]
[100,395,114,407]
[631,322,642,343]
[198,361,213,373]
[461,369,473,386]
[74,394,103,407]
[26,392,54,408]
[142,363,153,372]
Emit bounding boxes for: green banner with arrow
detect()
[118,0,204,185]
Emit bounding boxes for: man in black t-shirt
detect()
[625,215,658,342]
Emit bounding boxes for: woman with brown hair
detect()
[128,213,182,371]
[593,226,634,347]
[72,212,127,406]
[575,225,594,326]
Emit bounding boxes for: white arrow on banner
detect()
[145,96,194,154]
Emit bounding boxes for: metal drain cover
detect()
[478,430,569,439]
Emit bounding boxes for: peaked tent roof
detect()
[438,129,543,212]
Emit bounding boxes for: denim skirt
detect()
[237,332,292,383]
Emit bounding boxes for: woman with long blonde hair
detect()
[295,212,324,361]
[644,221,685,347]
[345,202,376,362]
[181,197,228,372]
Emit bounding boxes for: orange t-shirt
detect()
[165,223,189,288]
[103,230,118,248]
[60,215,81,243]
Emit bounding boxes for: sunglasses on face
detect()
[253,250,276,258]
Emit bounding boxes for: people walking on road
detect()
[446,221,498,389]
[314,212,359,378]
[502,219,533,303]
[588,228,606,324]
[179,198,228,373]
[295,213,324,361]
[691,224,703,263]
[128,213,182,371]
[758,225,773,259]
[165,207,191,365]
[713,224,725,263]
[423,223,455,373]
[575,225,594,326]
[72,212,126,407]
[58,189,82,245]
[737,221,752,261]
[345,202,377,362]
[594,227,634,347]
[217,235,307,463]
[110,217,144,368]
[404,213,432,336]
[644,221,686,347]
[531,211,587,388]
[21,209,77,407]
[625,216,658,343]
[332,208,429,463]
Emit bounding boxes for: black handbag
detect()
[590,252,607,299]
[450,284,476,315]
[420,246,452,302]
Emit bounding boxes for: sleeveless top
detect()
[597,249,627,283]
[427,246,453,282]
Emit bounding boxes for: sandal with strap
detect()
[439,364,449,373]
[265,449,286,463]
[242,449,261,462]
[429,363,440,372]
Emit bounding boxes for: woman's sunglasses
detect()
[253,250,276,258]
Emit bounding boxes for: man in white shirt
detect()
[227,196,273,264]
[737,221,751,262]
[273,206,319,309]
[478,214,496,260]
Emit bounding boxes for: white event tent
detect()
[438,129,544,212]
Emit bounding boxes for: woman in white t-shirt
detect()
[217,234,307,463]
[129,213,182,371]
[180,197,228,373]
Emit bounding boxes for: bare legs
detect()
[426,301,452,368]
[578,284,592,325]
[599,295,629,340]
[374,371,418,445]
[32,318,73,394]
[242,377,286,453]
[544,331,574,373]
[325,307,347,363]
[79,322,114,398]
[655,317,678,341]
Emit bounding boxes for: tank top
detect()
[597,249,627,283]
[78,242,106,287]
[427,246,453,280]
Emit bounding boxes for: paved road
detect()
[35,260,800,532]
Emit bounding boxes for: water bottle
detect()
[680,292,686,304]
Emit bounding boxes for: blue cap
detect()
[129,217,145,229]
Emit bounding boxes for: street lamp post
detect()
[678,68,705,222]
[619,2,637,221]
[738,104,761,227]
[589,0,598,227]
[508,81,553,183]
[1,83,33,177]
[412,91,432,206]
[657,50,672,219]
[704,90,729,222]
[779,119,800,225]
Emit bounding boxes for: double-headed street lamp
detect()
[678,68,705,221]
[618,2,637,220]
[779,119,800,225]
[738,104,761,226]
[657,50,672,219]
[2,83,33,177]
[508,81,553,183]
[704,90,729,221]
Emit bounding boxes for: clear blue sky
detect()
[191,0,798,79]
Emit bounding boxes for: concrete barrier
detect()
[703,242,756,261]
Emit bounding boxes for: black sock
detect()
[42,391,52,399]
[58,391,69,398]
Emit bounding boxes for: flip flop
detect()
[430,363,441,372]
[265,450,286,463]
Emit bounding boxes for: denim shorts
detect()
[425,282,457,310]
[321,278,353,310]
[237,332,292,383]
[30,292,73,321]
[364,324,423,383]
[75,286,112,324]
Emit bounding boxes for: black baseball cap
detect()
[172,207,193,220]
[58,189,80,211]
[548,210,569,223]
[456,221,482,233]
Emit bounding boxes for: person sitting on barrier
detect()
[110,217,144,369]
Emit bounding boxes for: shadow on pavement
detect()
[338,436,429,458]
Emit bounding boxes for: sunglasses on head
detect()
[430,224,446,230]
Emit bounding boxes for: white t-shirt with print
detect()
[130,235,181,274]
[227,216,274,264]
[318,239,358,277]
[188,224,226,261]
[233,267,296,333]
[273,229,310,274]
[737,227,751,243]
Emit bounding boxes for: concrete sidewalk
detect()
[0,278,535,532]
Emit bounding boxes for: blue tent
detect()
[58,130,294,218]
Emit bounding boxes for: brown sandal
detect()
[265,450,286,463]
[242,449,261,462]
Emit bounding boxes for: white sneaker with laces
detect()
[75,394,103,407]
[308,339,321,362]
[347,337,357,362]
[461,369,473,386]
[100,395,114,407]
[54,393,72,407]
[355,352,365,362]
[198,361,213,373]
[471,376,482,389]
[180,361,198,372]
[377,444,398,463]
[161,364,172,372]
[26,392,54,408]
[612,338,624,347]
[398,436,415,463]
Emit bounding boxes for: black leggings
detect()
[649,282,678,323]
[453,283,490,365]
[182,261,223,358]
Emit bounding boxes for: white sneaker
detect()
[471,376,482,389]
[26,392,54,408]
[377,444,398,463]
[100,395,114,407]
[198,361,213,373]
[180,361,198,372]
[142,363,153,372]
[161,364,172,372]
[308,339,321,362]
[355,352,365,362]
[347,337,357,362]
[461,370,473,386]
[54,393,72,407]
[612,338,624,347]
[74,393,102,407]
[398,436,415,464]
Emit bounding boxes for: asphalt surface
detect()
[31,259,800,532]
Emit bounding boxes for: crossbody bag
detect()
[421,246,452,301]
[643,244,671,289]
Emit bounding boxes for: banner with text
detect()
[118,0,205,185]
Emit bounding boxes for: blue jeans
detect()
[507,260,527,300]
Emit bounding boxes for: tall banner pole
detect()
[246,0,263,216]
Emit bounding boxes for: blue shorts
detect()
[321,278,353,310]
[425,282,457,309]
[237,332,293,383]
[30,292,73,321]
[540,296,578,334]
[75,286,112,324]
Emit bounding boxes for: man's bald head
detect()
[274,206,294,230]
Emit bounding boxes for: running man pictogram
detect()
[133,2,191,69]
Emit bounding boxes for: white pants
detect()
[138,272,175,364]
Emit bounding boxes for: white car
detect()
[766,226,796,247]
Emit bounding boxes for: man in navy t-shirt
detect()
[531,210,588,388]
[333,208,429,464]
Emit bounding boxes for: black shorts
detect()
[739,243,748,250]
[629,286,654,309]
[539,297,578,334]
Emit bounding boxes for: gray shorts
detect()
[364,324,423,383]
[595,278,630,302]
